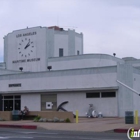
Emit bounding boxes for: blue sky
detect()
[0,0,140,62]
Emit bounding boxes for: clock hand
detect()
[24,40,30,49]
[24,43,30,49]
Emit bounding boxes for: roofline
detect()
[4,26,82,38]
[4,26,45,38]
[0,86,119,94]
[48,53,124,63]
[0,65,117,77]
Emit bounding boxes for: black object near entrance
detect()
[125,111,134,124]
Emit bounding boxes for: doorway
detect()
[3,95,21,111]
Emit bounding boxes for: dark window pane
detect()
[59,48,63,57]
[15,96,21,99]
[77,51,80,55]
[101,92,116,98]
[86,92,100,98]
[4,100,13,111]
[15,100,21,110]
[4,96,13,99]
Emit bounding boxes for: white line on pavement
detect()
[27,135,124,140]
[21,132,58,134]
[0,137,9,139]
[0,136,33,139]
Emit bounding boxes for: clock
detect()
[18,38,35,57]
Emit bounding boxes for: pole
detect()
[135,110,138,124]
[76,110,78,123]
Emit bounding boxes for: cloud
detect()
[0,0,140,60]
[100,0,140,8]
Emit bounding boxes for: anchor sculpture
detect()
[57,101,76,118]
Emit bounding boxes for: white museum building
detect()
[0,26,140,117]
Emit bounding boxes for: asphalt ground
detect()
[0,128,131,140]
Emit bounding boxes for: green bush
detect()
[65,118,71,123]
[33,115,41,122]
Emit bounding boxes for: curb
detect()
[0,124,37,129]
[114,128,139,133]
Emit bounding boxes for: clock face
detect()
[18,38,35,58]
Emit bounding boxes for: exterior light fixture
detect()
[19,67,23,71]
[113,53,116,57]
[47,66,52,71]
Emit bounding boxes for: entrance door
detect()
[15,100,21,110]
[3,95,21,111]
[4,100,13,111]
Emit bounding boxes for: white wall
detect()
[0,63,6,69]
[4,27,47,72]
[57,92,118,117]
[4,27,83,71]
[75,36,83,55]
[117,64,134,117]
[133,73,140,116]
[0,69,22,75]
[0,68,117,92]
[49,59,117,71]
[53,31,83,57]
[21,94,41,111]
[54,34,68,57]
[48,54,123,71]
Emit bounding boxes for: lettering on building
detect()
[16,32,37,38]
[9,83,21,87]
[12,58,40,63]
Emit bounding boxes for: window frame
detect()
[59,48,63,57]
[86,92,100,98]
[101,92,116,98]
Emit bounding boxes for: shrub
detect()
[33,115,41,122]
[65,118,71,123]
[53,117,60,122]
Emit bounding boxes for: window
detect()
[86,92,100,98]
[101,92,116,98]
[59,48,63,57]
[4,96,13,99]
[77,50,80,55]
[15,96,21,99]
[3,95,21,111]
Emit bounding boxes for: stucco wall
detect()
[117,63,134,117]
[21,94,41,111]
[54,34,68,57]
[0,63,6,69]
[57,92,118,117]
[4,27,83,72]
[4,27,47,72]
[48,54,124,71]
[0,66,117,93]
[0,69,22,75]
[0,111,12,121]
[75,36,83,55]
[133,69,140,116]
